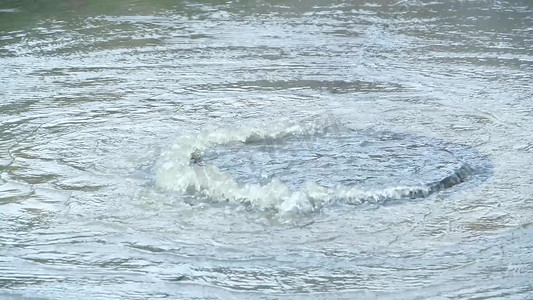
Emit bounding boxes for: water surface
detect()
[1,0,532,299]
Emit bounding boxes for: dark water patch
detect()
[187,80,404,94]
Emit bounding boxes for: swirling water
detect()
[0,1,532,299]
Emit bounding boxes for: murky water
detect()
[1,0,532,299]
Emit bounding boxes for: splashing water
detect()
[156,116,491,214]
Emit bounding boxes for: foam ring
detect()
[155,118,492,213]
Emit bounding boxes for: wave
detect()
[155,116,479,214]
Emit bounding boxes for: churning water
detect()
[0,0,532,299]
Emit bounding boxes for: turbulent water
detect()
[1,0,532,299]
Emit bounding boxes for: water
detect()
[1,0,532,298]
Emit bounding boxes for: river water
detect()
[1,0,532,299]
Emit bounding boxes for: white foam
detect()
[155,117,466,214]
